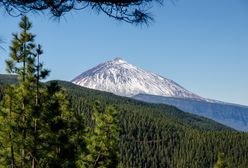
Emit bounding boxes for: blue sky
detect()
[0,0,248,105]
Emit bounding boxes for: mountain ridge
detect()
[0,74,234,132]
[134,93,248,132]
[72,58,202,99]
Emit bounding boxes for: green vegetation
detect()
[1,75,248,167]
[77,102,119,168]
[54,80,248,168]
[0,16,118,168]
[1,15,52,167]
[0,16,248,168]
[214,153,229,168]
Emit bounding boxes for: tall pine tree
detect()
[0,15,50,168]
[77,101,119,168]
[1,15,121,168]
[0,16,84,168]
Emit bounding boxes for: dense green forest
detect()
[1,74,248,167]
[134,93,248,132]
[55,80,248,168]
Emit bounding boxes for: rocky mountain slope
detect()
[72,58,202,99]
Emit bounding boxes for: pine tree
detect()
[38,81,84,167]
[77,101,119,168]
[214,153,229,168]
[0,16,84,167]
[1,15,40,168]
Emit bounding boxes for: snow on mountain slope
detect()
[71,58,202,99]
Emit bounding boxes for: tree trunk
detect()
[9,94,15,168]
[32,54,40,168]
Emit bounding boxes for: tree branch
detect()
[0,0,163,24]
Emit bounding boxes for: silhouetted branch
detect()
[0,0,163,24]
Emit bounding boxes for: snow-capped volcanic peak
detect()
[72,58,202,99]
[112,57,126,63]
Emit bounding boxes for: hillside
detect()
[0,74,18,85]
[134,94,248,132]
[54,80,248,168]
[54,80,233,131]
[1,75,248,167]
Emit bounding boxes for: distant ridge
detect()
[134,94,248,132]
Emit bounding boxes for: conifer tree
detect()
[39,81,84,167]
[77,101,119,168]
[0,16,84,167]
[214,153,229,168]
[1,15,121,168]
[1,15,39,168]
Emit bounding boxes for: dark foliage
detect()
[54,80,248,168]
[1,77,248,167]
[0,0,162,24]
[0,16,84,167]
[49,80,235,132]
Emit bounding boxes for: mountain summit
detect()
[71,58,202,99]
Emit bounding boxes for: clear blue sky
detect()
[0,0,248,105]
